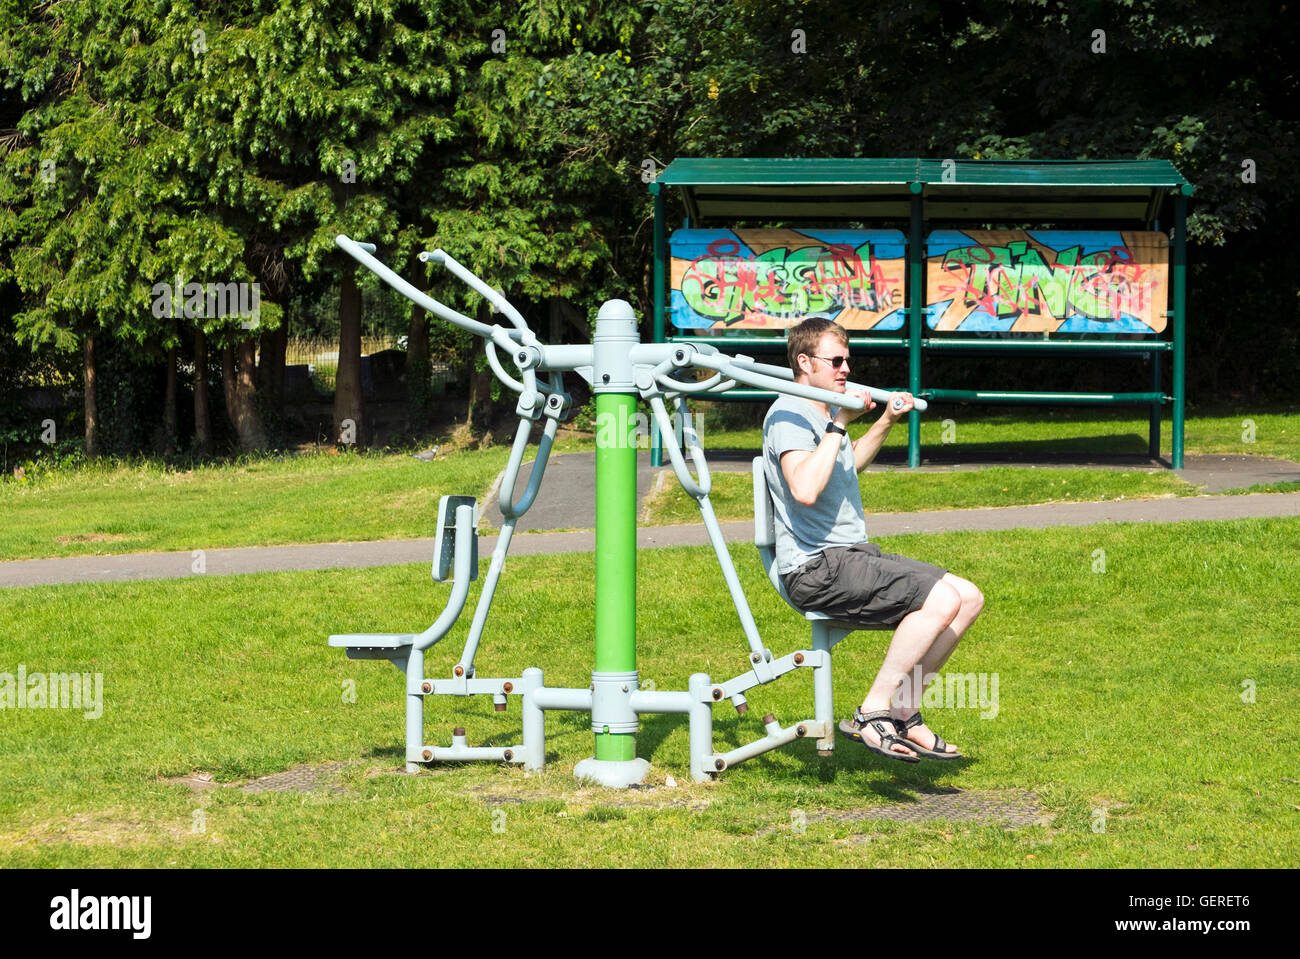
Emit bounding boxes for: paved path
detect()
[483,451,1300,532]
[4,449,1298,587]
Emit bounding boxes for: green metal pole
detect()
[650,183,666,468]
[1172,191,1188,469]
[572,298,648,787]
[652,183,666,348]
[594,389,638,762]
[907,187,924,467]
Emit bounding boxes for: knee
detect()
[947,575,984,621]
[925,581,962,626]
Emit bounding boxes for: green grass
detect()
[0,448,514,562]
[3,406,1296,562]
[642,467,1196,526]
[1216,481,1300,496]
[2,518,1296,867]
[695,404,1300,462]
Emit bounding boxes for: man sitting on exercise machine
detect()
[761,317,985,763]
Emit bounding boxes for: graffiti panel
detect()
[669,228,906,330]
[925,230,1169,334]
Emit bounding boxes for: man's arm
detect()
[779,433,846,506]
[779,391,916,500]
[850,393,913,471]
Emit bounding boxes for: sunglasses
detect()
[809,354,850,369]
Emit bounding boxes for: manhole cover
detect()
[838,788,1047,827]
[240,761,356,794]
[759,788,1048,835]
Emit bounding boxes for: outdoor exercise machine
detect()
[329,234,927,787]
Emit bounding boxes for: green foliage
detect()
[2,0,1298,420]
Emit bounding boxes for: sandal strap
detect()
[855,710,911,749]
[896,711,954,752]
[855,708,894,724]
[854,709,897,732]
[896,711,923,731]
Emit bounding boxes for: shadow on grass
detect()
[703,435,1166,468]
[637,711,974,797]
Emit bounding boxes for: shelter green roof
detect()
[657,158,1192,225]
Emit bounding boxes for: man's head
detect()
[788,317,850,390]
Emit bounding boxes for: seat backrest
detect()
[753,455,849,627]
[753,455,798,610]
[752,456,776,549]
[433,495,479,583]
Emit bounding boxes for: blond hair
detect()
[787,318,848,373]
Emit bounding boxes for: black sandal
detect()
[837,708,920,763]
[894,711,962,760]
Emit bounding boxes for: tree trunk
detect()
[194,328,213,456]
[237,338,268,449]
[223,340,268,451]
[163,321,178,456]
[83,334,98,458]
[257,319,287,407]
[465,303,495,437]
[333,273,364,447]
[221,343,238,424]
[466,366,494,436]
[405,310,430,426]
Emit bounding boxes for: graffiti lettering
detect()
[936,240,1157,325]
[681,239,898,325]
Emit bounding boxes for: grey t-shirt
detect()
[762,394,867,574]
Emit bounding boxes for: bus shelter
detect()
[650,158,1193,467]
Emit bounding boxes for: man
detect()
[762,318,984,762]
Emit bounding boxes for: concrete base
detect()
[573,757,650,788]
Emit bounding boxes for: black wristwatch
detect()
[825,420,847,437]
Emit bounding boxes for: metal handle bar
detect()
[336,235,500,340]
[499,409,561,519]
[723,354,929,412]
[687,352,870,411]
[419,250,535,345]
[338,235,558,401]
[649,394,710,499]
[655,369,733,395]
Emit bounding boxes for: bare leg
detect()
[917,574,984,677]
[893,574,985,754]
[856,580,961,757]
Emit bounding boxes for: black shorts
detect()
[782,542,948,629]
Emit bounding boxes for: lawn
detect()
[692,404,1300,462]
[0,447,512,562]
[2,518,1295,867]
[641,466,1196,526]
[2,406,1296,562]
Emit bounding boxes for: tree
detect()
[0,0,276,454]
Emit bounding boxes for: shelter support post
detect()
[1173,191,1188,469]
[908,189,924,467]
